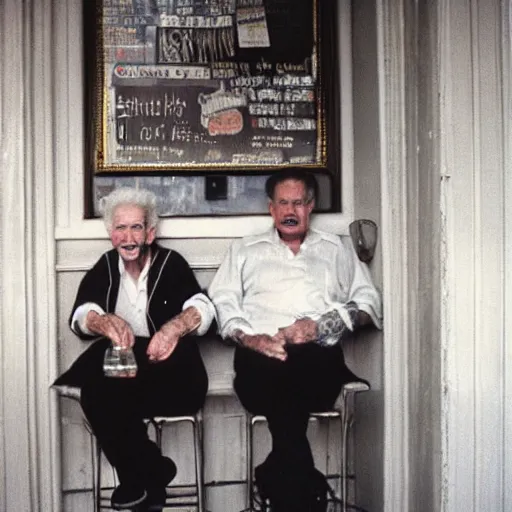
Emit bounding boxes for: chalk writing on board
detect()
[92,0,327,170]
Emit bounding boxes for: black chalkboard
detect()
[85,0,340,183]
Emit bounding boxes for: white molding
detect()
[1,0,33,509]
[56,259,222,273]
[339,0,355,221]
[377,1,410,511]
[31,1,60,510]
[440,0,507,510]
[54,213,354,240]
[0,0,5,505]
[502,1,512,511]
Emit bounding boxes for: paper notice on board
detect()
[236,7,270,48]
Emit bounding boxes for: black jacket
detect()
[55,243,209,389]
[69,243,203,338]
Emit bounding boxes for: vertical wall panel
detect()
[472,0,505,509]
[440,0,477,510]
[1,0,59,510]
[502,2,512,511]
[0,1,32,510]
[440,0,507,511]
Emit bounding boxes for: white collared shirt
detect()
[208,228,383,339]
[114,256,151,336]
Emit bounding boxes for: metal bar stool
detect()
[245,381,370,512]
[55,386,205,512]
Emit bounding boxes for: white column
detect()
[503,1,512,511]
[440,0,507,510]
[377,1,410,511]
[0,0,59,510]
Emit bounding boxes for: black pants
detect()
[234,343,363,508]
[79,336,208,486]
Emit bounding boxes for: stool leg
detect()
[153,420,163,450]
[246,414,254,511]
[95,438,102,511]
[193,414,205,512]
[88,429,98,512]
[341,390,351,512]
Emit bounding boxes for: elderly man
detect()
[54,187,215,511]
[209,168,382,512]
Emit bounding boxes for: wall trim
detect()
[56,260,222,273]
[440,0,507,510]
[377,1,410,511]
[502,1,511,510]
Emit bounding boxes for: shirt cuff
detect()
[182,293,216,336]
[357,303,383,330]
[222,318,254,340]
[71,303,106,336]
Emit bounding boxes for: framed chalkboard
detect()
[84,0,340,181]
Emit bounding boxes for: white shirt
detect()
[72,256,215,337]
[208,228,383,339]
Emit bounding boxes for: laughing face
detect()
[109,204,156,266]
[269,179,314,243]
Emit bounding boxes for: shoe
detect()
[110,483,147,510]
[144,486,167,511]
[140,457,176,511]
[258,465,329,512]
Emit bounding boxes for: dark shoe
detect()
[140,457,176,511]
[143,486,167,511]
[258,466,329,512]
[110,483,147,510]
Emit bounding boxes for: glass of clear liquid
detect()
[103,343,138,378]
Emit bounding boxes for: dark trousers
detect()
[80,336,208,486]
[234,343,362,507]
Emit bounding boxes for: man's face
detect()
[109,204,156,263]
[269,179,314,241]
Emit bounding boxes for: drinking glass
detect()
[103,343,138,378]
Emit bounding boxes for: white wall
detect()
[439,0,511,511]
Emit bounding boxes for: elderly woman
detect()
[54,187,215,511]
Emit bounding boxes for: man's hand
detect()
[147,322,182,362]
[147,306,202,362]
[276,318,317,345]
[235,331,287,361]
[86,311,135,349]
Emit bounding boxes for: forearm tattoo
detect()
[316,302,359,347]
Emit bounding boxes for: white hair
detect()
[99,187,158,231]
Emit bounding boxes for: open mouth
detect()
[282,218,299,226]
[121,244,138,251]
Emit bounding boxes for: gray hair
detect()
[99,187,159,231]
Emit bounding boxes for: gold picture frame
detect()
[84,0,340,179]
